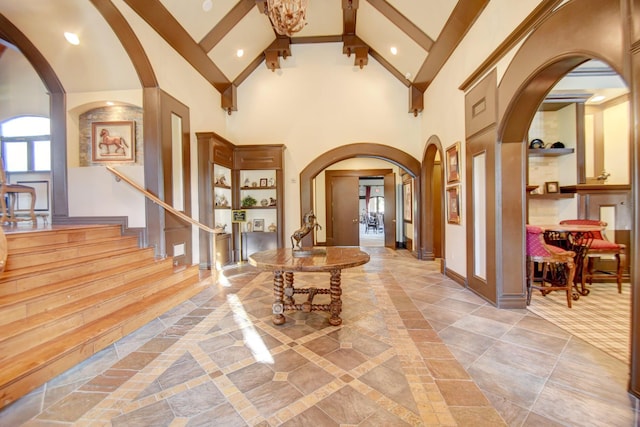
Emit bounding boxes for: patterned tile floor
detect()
[1,247,639,426]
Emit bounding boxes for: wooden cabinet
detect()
[234,145,285,261]
[196,132,235,268]
[197,134,285,266]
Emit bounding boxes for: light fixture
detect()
[266,0,309,37]
[390,46,397,55]
[236,49,244,58]
[202,0,212,12]
[590,95,606,103]
[64,32,80,45]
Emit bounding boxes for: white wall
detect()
[419,0,547,277]
[225,43,421,239]
[0,48,49,121]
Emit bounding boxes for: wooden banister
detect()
[105,166,220,269]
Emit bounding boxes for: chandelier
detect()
[267,0,309,37]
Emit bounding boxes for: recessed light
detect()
[202,0,213,12]
[591,95,606,102]
[64,32,80,45]
[236,49,244,58]
[390,46,397,55]
[106,101,114,106]
[405,72,412,80]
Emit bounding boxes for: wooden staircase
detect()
[0,224,207,409]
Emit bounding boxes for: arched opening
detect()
[493,0,637,396]
[299,143,421,252]
[420,136,445,262]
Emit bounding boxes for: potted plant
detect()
[241,195,257,208]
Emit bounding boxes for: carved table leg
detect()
[284,271,295,305]
[272,270,286,325]
[328,269,342,326]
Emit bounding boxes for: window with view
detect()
[0,116,51,172]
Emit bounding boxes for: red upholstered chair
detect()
[559,219,625,293]
[526,225,577,308]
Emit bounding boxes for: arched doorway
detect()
[299,143,422,251]
[492,0,638,395]
[420,136,445,262]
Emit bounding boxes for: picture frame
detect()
[446,142,461,184]
[447,185,461,224]
[545,181,559,194]
[91,121,135,163]
[253,218,265,232]
[259,178,268,187]
[403,181,412,222]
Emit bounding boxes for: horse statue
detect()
[291,210,322,250]
[99,128,129,155]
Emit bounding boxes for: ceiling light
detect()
[106,101,114,106]
[591,95,606,103]
[64,32,80,45]
[236,49,244,58]
[202,0,212,12]
[266,0,309,37]
[390,47,397,55]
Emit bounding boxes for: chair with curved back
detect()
[526,224,577,308]
[559,219,625,293]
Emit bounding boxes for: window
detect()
[0,116,51,172]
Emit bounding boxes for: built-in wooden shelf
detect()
[528,148,574,157]
[560,184,631,193]
[528,193,574,199]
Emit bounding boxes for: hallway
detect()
[0,248,637,426]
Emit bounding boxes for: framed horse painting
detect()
[91,121,135,163]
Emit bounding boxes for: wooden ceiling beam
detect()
[124,0,230,93]
[264,36,292,72]
[199,0,256,52]
[412,0,489,92]
[342,0,358,34]
[365,0,433,51]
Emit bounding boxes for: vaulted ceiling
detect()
[0,0,488,115]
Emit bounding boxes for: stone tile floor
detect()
[1,247,638,426]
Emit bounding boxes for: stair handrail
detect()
[106,166,220,269]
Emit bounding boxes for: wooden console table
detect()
[248,247,370,326]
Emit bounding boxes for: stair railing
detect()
[105,165,220,271]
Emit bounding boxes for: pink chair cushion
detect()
[589,238,622,250]
[547,244,566,254]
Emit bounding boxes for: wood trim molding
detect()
[90,0,157,88]
[460,0,563,92]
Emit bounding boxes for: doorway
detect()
[359,177,385,247]
[324,168,395,248]
[299,143,422,251]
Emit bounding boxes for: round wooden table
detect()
[248,247,370,326]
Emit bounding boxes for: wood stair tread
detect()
[0,267,199,359]
[0,268,204,389]
[0,246,155,283]
[6,235,138,256]
[0,256,174,309]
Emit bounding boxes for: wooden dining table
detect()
[248,247,370,326]
[537,223,605,296]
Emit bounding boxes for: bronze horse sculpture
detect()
[99,128,129,155]
[291,210,322,250]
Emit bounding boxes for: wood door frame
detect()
[420,137,445,261]
[325,169,393,246]
[300,143,421,251]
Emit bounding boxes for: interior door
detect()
[328,175,360,246]
[383,172,396,248]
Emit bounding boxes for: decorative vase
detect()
[268,223,277,232]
